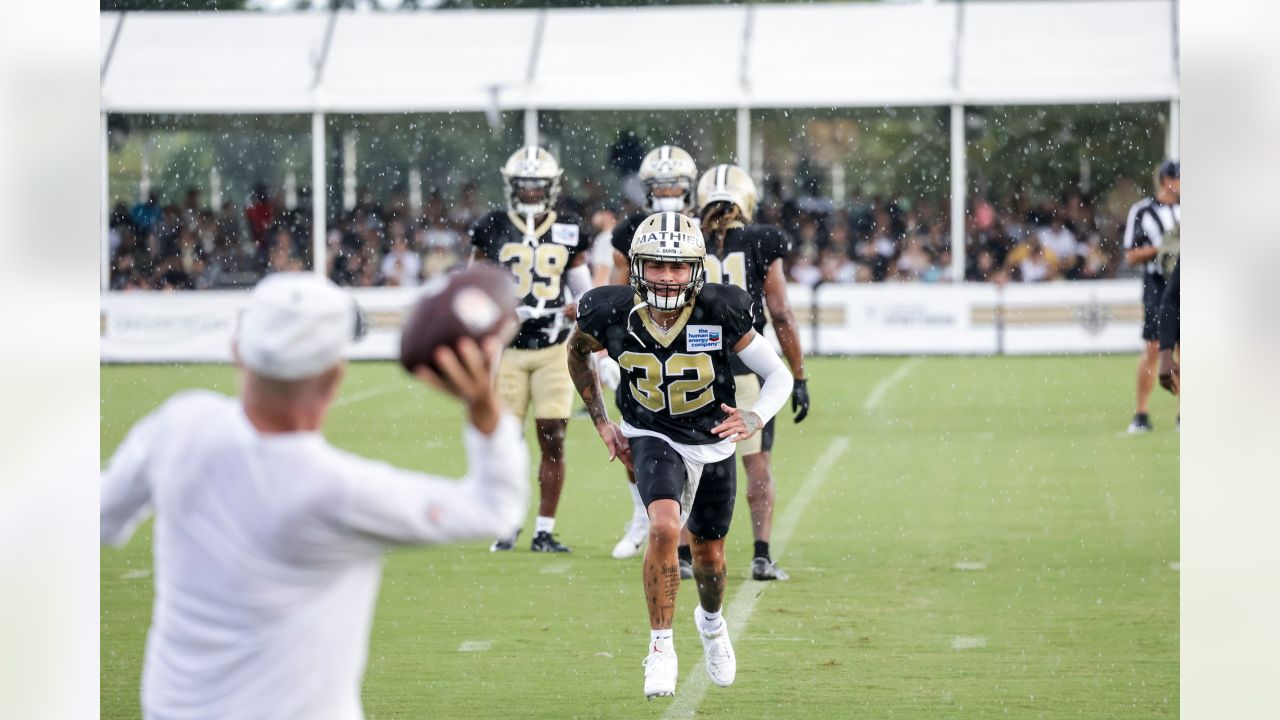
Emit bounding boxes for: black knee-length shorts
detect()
[629,435,737,541]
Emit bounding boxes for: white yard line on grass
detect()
[861,357,922,412]
[661,436,850,720]
[331,384,400,409]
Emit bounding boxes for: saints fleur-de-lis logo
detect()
[1074,296,1113,335]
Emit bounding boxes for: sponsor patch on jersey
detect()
[550,223,580,246]
[686,325,723,351]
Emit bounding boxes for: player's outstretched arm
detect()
[345,338,530,546]
[763,258,810,422]
[101,404,165,547]
[566,325,632,469]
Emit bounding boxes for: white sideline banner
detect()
[100,287,428,364]
[791,283,999,355]
[785,279,1145,356]
[996,279,1146,355]
[101,280,1147,363]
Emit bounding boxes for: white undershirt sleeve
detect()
[734,334,794,425]
[337,414,530,546]
[566,263,593,300]
[101,405,163,547]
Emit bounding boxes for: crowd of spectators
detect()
[108,183,310,291]
[107,171,1145,292]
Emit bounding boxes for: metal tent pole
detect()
[101,112,110,291]
[949,103,966,283]
[311,112,326,278]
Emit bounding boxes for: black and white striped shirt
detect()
[1123,198,1180,279]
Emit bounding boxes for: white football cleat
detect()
[612,517,649,559]
[696,606,736,687]
[642,640,678,699]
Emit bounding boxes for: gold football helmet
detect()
[629,212,707,311]
[500,146,563,216]
[696,164,757,222]
[638,145,698,213]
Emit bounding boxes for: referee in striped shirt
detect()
[1122,159,1180,433]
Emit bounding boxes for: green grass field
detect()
[101,355,1179,719]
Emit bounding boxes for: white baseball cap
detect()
[235,272,363,380]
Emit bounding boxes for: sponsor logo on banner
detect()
[686,325,722,351]
[550,223,579,246]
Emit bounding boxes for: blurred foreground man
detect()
[100,273,529,720]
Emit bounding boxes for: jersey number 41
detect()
[703,252,747,291]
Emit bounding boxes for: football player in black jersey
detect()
[1122,159,1179,433]
[696,163,810,582]
[604,145,700,562]
[567,212,794,699]
[469,146,593,553]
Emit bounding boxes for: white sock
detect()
[535,516,555,534]
[628,484,647,521]
[697,606,723,632]
[650,629,673,648]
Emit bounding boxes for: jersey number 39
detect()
[618,352,715,416]
[499,243,569,300]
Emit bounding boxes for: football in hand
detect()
[399,263,518,374]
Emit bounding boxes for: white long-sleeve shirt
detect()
[100,390,529,720]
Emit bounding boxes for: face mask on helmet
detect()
[510,177,553,216]
[645,179,694,214]
[632,258,703,311]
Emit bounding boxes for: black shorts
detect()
[629,435,737,541]
[1141,275,1167,342]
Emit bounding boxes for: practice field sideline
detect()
[101,355,1178,718]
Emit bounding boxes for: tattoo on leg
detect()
[644,562,680,629]
[694,565,726,614]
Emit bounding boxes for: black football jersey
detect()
[610,212,648,259]
[470,210,589,349]
[704,223,790,375]
[703,224,791,334]
[577,283,756,446]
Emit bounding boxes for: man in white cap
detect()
[100,272,529,720]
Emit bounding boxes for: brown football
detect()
[399,263,519,374]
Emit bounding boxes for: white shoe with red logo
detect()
[642,639,678,698]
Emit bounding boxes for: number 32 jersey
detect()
[576,284,755,445]
[470,210,589,349]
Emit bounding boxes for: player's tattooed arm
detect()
[567,325,633,468]
[566,326,608,426]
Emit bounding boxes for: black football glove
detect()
[791,378,810,423]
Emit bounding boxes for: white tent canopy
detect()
[98,1,1178,290]
[100,1,1178,113]
[960,0,1179,105]
[748,3,958,108]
